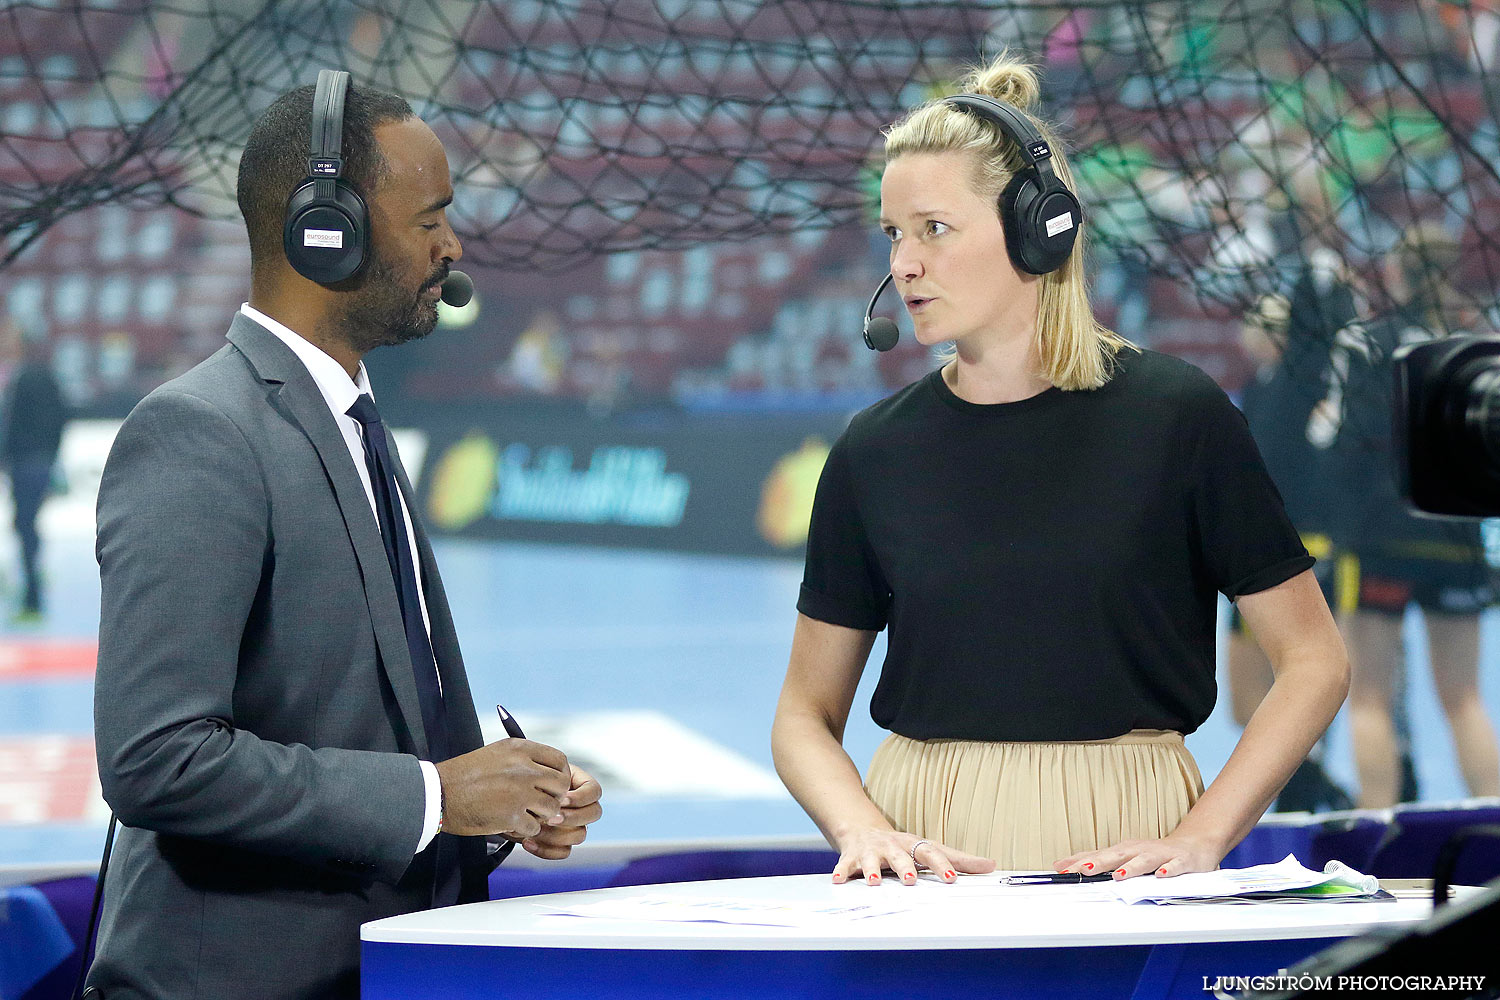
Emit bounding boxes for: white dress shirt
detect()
[241,304,444,855]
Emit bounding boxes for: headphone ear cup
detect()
[283,179,369,284]
[1001,170,1079,276]
[999,171,1038,274]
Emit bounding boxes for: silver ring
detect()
[908,839,931,865]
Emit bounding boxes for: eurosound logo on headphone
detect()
[303,229,344,249]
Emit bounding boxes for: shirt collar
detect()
[239,303,372,414]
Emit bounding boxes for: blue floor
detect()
[3,527,1499,865]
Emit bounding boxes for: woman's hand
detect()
[1054,831,1225,880]
[832,829,995,885]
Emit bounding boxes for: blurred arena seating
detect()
[5,1,1499,415]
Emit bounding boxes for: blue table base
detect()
[361,938,1340,1000]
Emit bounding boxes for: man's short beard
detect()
[332,250,440,356]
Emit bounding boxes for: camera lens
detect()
[1462,366,1500,469]
[1399,335,1500,515]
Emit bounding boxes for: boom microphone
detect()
[440,270,474,308]
[862,273,899,352]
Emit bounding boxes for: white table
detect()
[361,873,1439,999]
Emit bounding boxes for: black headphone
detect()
[283,69,369,284]
[943,92,1082,276]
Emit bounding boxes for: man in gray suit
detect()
[89,76,602,999]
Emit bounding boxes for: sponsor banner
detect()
[416,410,849,557]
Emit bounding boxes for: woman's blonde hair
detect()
[883,53,1133,390]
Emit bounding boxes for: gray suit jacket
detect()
[89,314,489,999]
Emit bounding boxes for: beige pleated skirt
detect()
[864,729,1205,871]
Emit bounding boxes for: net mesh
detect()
[3,0,1499,405]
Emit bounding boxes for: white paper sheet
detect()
[1110,854,1380,904]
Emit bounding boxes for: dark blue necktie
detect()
[346,394,450,764]
[347,394,461,906]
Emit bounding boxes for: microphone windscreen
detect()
[865,317,900,352]
[440,270,474,308]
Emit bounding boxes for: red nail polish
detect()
[1082,863,1093,871]
[1157,868,1167,876]
[1115,869,1126,877]
[945,869,956,880]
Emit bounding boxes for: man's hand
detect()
[435,739,570,838]
[516,765,603,861]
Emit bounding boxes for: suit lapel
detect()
[226,316,433,759]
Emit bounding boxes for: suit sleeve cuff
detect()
[415,759,442,854]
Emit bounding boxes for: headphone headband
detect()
[309,69,349,179]
[942,93,1059,183]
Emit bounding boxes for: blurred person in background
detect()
[0,328,68,623]
[1284,239,1421,805]
[1308,221,1500,807]
[1229,291,1353,812]
[772,52,1349,886]
[1194,178,1277,305]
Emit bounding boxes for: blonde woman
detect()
[770,54,1350,884]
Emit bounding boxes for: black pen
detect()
[1005,871,1116,885]
[496,703,526,739]
[489,705,528,863]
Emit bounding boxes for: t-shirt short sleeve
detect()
[797,431,891,630]
[1184,369,1315,599]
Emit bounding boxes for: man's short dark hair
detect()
[236,80,414,269]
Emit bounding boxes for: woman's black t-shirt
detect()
[797,348,1313,742]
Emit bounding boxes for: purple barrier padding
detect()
[488,864,625,900]
[20,876,94,1000]
[1304,816,1392,872]
[605,849,839,888]
[1221,823,1318,869]
[1223,816,1392,873]
[1,885,75,1000]
[1364,805,1500,883]
[1224,807,1500,883]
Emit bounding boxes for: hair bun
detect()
[959,53,1041,112]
